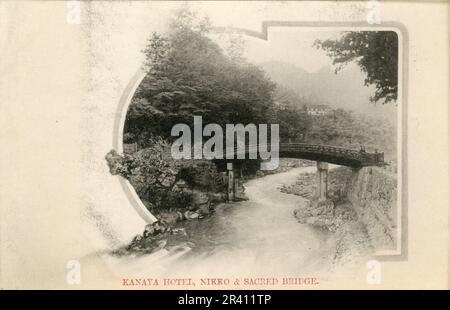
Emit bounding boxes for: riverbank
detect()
[112,160,398,274]
[111,165,336,278]
[114,158,315,256]
[282,166,397,266]
[281,167,372,265]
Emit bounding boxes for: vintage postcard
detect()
[0,1,449,290]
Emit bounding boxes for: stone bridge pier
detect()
[227,162,235,202]
[316,161,329,201]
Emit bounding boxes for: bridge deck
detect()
[227,143,385,168]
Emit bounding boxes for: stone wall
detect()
[346,167,397,251]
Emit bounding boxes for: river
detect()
[107,166,336,279]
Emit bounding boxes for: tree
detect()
[314,31,398,104]
[274,106,310,142]
[125,8,276,145]
[271,86,311,142]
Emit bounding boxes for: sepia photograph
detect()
[103,5,403,281]
[0,0,448,292]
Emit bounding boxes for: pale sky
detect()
[211,29,355,74]
[210,29,396,117]
[243,30,344,73]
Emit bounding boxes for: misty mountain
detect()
[259,61,397,118]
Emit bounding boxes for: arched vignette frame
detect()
[112,21,408,260]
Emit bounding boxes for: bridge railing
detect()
[281,143,360,157]
[227,143,384,164]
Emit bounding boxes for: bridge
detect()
[278,143,384,167]
[224,143,385,202]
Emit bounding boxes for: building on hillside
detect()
[307,104,333,116]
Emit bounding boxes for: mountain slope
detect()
[259,61,396,117]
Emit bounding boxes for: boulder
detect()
[159,174,176,188]
[153,239,167,251]
[208,192,226,203]
[158,211,180,225]
[143,221,167,237]
[191,190,209,206]
[197,202,212,215]
[310,206,323,217]
[135,234,143,242]
[184,211,200,220]
[172,179,188,191]
[171,228,187,236]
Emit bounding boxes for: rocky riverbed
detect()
[281,166,390,266]
[111,161,396,276]
[108,163,337,279]
[112,158,316,257]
